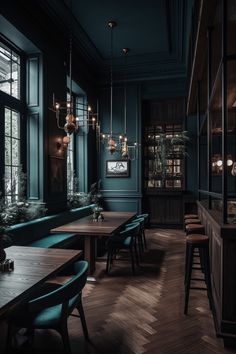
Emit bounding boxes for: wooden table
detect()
[0,246,82,318]
[51,211,136,274]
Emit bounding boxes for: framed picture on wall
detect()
[106,160,130,178]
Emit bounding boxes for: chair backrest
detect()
[120,222,140,238]
[129,217,145,226]
[137,213,149,220]
[29,261,88,312]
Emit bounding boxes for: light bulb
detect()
[88,106,92,112]
[63,136,70,145]
[227,159,233,166]
[55,103,60,110]
[216,159,222,167]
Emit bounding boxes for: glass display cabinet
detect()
[144,124,184,190]
[142,98,187,226]
[197,0,236,224]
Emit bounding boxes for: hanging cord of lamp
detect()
[121,48,129,158]
[107,21,117,154]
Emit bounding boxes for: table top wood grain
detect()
[0,246,82,318]
[50,211,136,236]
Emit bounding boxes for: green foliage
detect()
[87,180,103,207]
[67,174,103,209]
[67,172,90,208]
[0,166,47,245]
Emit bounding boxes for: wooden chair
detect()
[6,261,89,354]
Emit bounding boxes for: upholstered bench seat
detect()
[29,233,77,248]
[8,204,95,248]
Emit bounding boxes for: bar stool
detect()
[184,218,201,225]
[184,214,198,220]
[185,223,205,235]
[184,234,212,315]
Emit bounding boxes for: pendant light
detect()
[121,48,129,159]
[121,48,139,160]
[107,20,117,154]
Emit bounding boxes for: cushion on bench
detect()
[8,204,96,247]
[29,233,77,248]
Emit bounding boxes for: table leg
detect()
[84,236,96,275]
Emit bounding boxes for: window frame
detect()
[0,36,26,202]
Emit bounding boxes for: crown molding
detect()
[36,0,190,82]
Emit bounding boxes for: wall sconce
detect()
[212,154,234,174]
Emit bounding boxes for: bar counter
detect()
[197,201,236,346]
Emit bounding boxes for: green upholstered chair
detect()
[6,261,89,354]
[136,213,149,225]
[106,223,140,275]
[130,215,148,250]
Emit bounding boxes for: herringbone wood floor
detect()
[6,229,236,353]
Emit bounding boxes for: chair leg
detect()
[140,231,144,252]
[106,250,111,274]
[6,323,13,353]
[184,245,194,315]
[130,248,135,275]
[77,298,89,340]
[203,246,213,310]
[59,322,71,354]
[138,234,143,261]
[143,229,147,249]
[134,243,139,266]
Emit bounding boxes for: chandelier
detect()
[100,22,139,160]
[50,2,98,144]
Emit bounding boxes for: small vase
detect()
[0,248,6,263]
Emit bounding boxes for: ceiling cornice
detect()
[36,0,191,82]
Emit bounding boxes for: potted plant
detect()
[0,201,13,263]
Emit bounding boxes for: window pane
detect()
[5,108,11,136]
[12,111,20,138]
[5,137,11,165]
[4,166,11,196]
[12,61,20,99]
[0,42,20,99]
[12,166,19,198]
[67,133,74,195]
[4,108,21,201]
[12,138,20,165]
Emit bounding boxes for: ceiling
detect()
[38,0,193,82]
